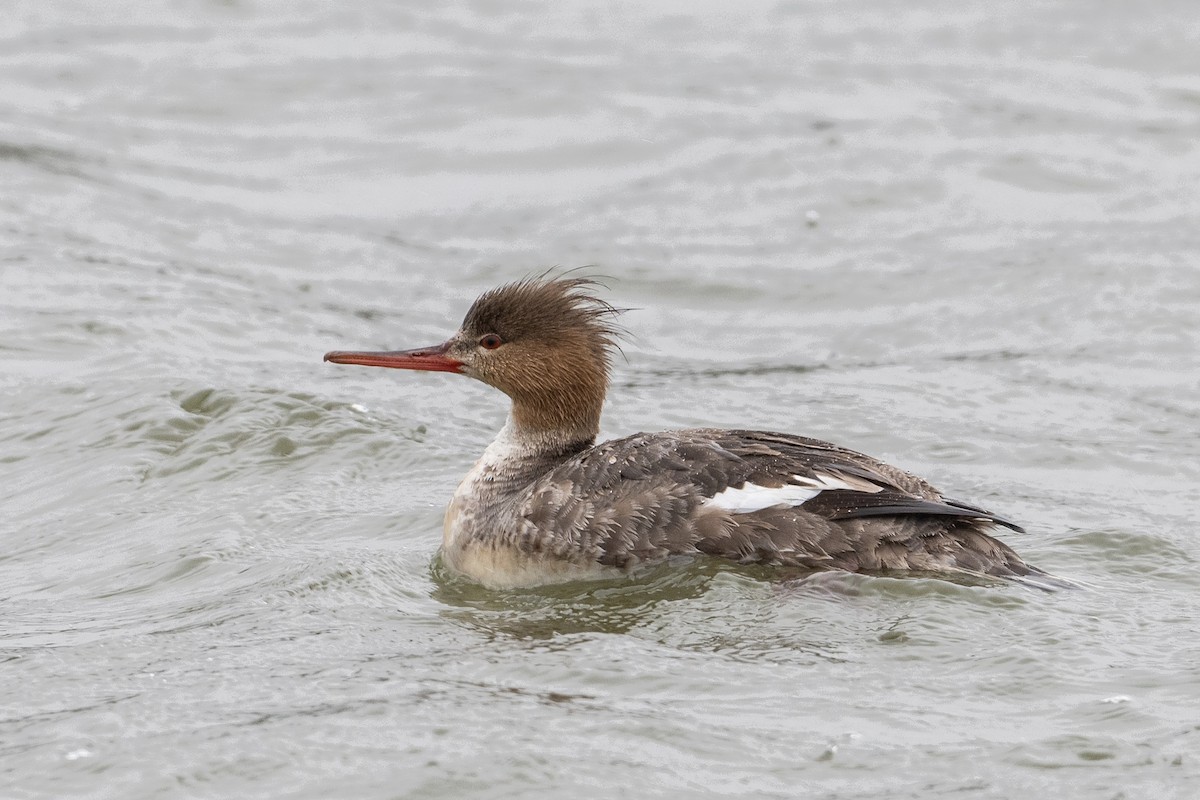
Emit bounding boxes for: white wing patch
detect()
[704,473,883,514]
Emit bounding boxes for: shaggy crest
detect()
[461,275,626,380]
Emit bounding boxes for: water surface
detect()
[3,2,1199,798]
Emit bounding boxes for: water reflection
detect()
[430,555,726,639]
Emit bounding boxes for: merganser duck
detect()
[325,276,1060,590]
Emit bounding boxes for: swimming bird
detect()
[325,276,1058,590]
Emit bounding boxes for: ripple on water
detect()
[133,386,379,481]
[4,2,1200,797]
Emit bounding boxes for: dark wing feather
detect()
[940,497,1026,533]
[799,489,1027,533]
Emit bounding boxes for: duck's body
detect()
[326,276,1056,590]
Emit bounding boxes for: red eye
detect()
[479,334,503,350]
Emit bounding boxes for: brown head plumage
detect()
[324,274,626,442]
[455,276,625,439]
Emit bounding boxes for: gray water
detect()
[3,2,1199,798]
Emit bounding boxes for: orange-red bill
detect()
[323,341,463,373]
